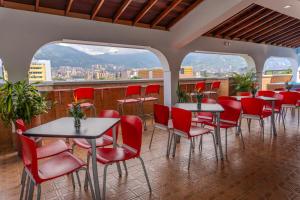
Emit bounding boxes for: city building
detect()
[180,66,194,78]
[137,69,149,79]
[151,68,164,79]
[29,60,52,82]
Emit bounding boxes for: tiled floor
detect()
[1,113,300,200]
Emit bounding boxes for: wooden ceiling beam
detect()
[233,12,281,39]
[113,0,133,23]
[167,0,204,29]
[65,0,74,15]
[252,19,298,42]
[35,0,39,11]
[213,6,265,36]
[225,10,274,38]
[264,25,300,44]
[151,0,183,27]
[280,36,300,46]
[272,31,300,46]
[244,16,291,40]
[91,0,105,20]
[133,0,158,25]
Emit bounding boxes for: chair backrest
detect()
[202,98,216,103]
[18,132,40,183]
[195,82,206,91]
[145,84,160,96]
[154,104,169,126]
[125,85,141,97]
[211,81,221,90]
[99,110,120,138]
[218,96,237,101]
[239,92,251,96]
[16,119,26,132]
[74,87,94,100]
[257,90,275,97]
[219,100,241,124]
[171,107,191,137]
[280,91,300,105]
[241,97,265,116]
[121,115,143,156]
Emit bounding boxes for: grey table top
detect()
[24,117,120,139]
[174,103,224,112]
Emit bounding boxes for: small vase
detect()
[197,102,202,110]
[74,118,81,129]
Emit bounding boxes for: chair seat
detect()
[37,140,70,159]
[68,102,94,108]
[192,117,213,124]
[73,136,113,149]
[117,98,140,104]
[138,97,158,102]
[205,121,237,129]
[92,147,137,164]
[264,107,280,113]
[38,152,85,183]
[189,126,212,137]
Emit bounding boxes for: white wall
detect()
[0,6,298,105]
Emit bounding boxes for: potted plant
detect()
[69,95,86,130]
[195,87,204,109]
[176,82,189,103]
[232,71,257,95]
[0,80,48,152]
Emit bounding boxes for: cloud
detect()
[58,43,148,55]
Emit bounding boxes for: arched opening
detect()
[180,52,255,78]
[30,42,164,82]
[262,56,298,90]
[0,58,8,83]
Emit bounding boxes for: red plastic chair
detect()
[16,119,71,200]
[239,92,251,96]
[18,133,94,200]
[189,82,206,102]
[218,96,237,101]
[149,104,173,156]
[93,115,151,199]
[138,84,160,128]
[68,87,96,116]
[192,98,216,125]
[280,91,300,125]
[205,100,244,154]
[241,98,272,136]
[264,93,286,129]
[117,85,142,115]
[257,90,275,97]
[171,107,218,170]
[204,81,221,98]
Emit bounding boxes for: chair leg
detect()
[116,162,122,177]
[198,135,203,152]
[123,161,128,175]
[138,157,152,192]
[211,133,218,160]
[71,173,76,189]
[172,135,177,157]
[19,167,27,200]
[85,168,95,200]
[167,131,173,157]
[166,129,171,157]
[102,165,109,200]
[76,171,81,187]
[188,140,193,170]
[37,184,41,200]
[247,119,251,132]
[149,126,156,149]
[281,111,286,130]
[24,173,31,200]
[27,179,34,200]
[84,154,90,190]
[225,129,228,155]
[240,128,245,149]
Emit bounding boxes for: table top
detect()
[24,117,120,139]
[174,103,224,112]
[233,96,278,101]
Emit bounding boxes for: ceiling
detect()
[204,3,300,48]
[0,0,205,30]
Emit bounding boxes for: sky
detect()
[58,43,149,55]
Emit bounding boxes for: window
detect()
[263,57,293,75]
[181,52,254,78]
[30,42,162,82]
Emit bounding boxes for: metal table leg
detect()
[271,100,277,136]
[113,126,122,177]
[216,112,224,160]
[90,139,101,200]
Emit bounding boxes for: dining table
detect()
[233,96,278,136]
[24,117,120,200]
[174,103,225,160]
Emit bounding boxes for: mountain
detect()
[33,44,162,69]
